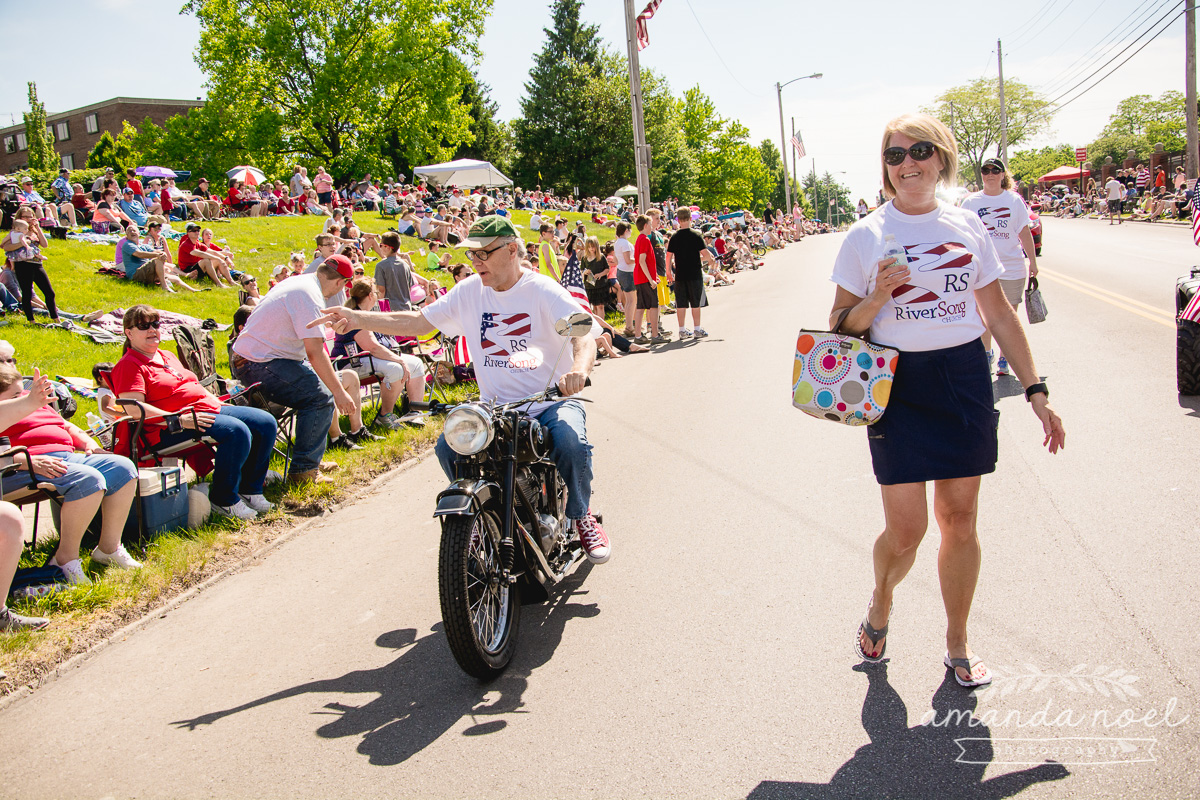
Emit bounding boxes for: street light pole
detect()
[775,72,822,216]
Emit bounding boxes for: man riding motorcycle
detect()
[310,215,611,563]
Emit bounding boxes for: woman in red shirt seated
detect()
[0,366,140,586]
[226,179,266,217]
[110,304,278,522]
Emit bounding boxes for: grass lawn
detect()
[0,206,621,689]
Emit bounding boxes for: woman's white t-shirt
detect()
[612,237,635,273]
[831,201,1003,352]
[959,190,1031,279]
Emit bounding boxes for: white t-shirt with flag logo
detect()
[422,270,601,413]
[960,190,1032,279]
[831,200,1003,352]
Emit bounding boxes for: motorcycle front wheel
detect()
[438,508,521,679]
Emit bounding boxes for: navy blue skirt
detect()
[867,338,999,485]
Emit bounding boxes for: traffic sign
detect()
[1075,147,1087,162]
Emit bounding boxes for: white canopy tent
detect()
[412,158,513,188]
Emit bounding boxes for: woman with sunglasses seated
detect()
[0,364,141,586]
[829,113,1065,689]
[960,157,1037,377]
[110,305,278,522]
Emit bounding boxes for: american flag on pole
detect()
[1192,200,1200,246]
[790,134,806,159]
[561,257,592,312]
[636,0,662,50]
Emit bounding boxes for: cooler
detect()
[53,466,189,545]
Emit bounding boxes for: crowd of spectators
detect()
[1028,163,1191,224]
[0,158,820,637]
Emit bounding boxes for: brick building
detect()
[0,97,204,174]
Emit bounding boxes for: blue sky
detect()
[1,0,1186,201]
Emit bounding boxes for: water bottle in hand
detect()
[881,234,908,268]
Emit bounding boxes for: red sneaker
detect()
[575,512,610,564]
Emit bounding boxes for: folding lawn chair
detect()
[0,443,63,549]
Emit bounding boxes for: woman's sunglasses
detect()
[883,141,937,166]
[134,321,161,331]
[980,166,1004,175]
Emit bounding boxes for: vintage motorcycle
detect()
[433,311,598,679]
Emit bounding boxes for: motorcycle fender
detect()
[432,479,498,518]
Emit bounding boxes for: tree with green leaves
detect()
[453,74,514,176]
[22,83,58,172]
[802,171,853,226]
[512,0,604,191]
[1008,144,1075,185]
[183,0,491,182]
[680,87,770,211]
[1088,91,1188,168]
[86,130,136,174]
[923,78,1053,186]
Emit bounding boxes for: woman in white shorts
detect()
[960,157,1038,377]
[330,278,428,430]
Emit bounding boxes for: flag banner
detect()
[560,258,593,312]
[452,335,471,366]
[790,134,806,159]
[1192,201,1200,246]
[636,0,663,50]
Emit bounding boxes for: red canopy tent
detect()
[1039,165,1091,184]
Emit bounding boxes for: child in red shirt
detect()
[631,214,667,343]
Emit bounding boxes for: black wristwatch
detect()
[1024,382,1049,402]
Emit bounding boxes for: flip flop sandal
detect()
[944,653,992,688]
[854,596,891,663]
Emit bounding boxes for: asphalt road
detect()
[2,216,1198,799]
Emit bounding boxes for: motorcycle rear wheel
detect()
[438,508,521,680]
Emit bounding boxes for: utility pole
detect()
[791,117,797,206]
[997,38,1009,164]
[776,82,792,215]
[623,0,651,211]
[1187,0,1198,180]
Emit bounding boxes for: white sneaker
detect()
[52,558,92,586]
[678,328,693,339]
[240,493,275,513]
[213,499,258,521]
[90,544,143,570]
[693,327,709,338]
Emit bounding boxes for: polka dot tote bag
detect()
[792,327,898,426]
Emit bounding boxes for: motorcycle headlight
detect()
[444,404,494,455]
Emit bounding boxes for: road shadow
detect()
[1178,394,1200,418]
[992,374,1046,403]
[747,662,1069,799]
[171,565,598,766]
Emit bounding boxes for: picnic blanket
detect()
[89,309,228,341]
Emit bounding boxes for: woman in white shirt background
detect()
[828,113,1065,688]
[960,157,1039,377]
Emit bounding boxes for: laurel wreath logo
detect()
[983,664,1142,700]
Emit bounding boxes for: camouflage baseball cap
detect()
[458,215,521,248]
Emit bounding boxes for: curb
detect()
[0,447,433,714]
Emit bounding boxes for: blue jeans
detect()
[155,405,278,506]
[2,451,136,502]
[435,400,593,519]
[232,358,333,475]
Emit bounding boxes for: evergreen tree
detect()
[23,83,58,172]
[512,0,603,191]
[454,74,514,176]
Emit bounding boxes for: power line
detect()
[1038,0,1173,95]
[682,0,764,98]
[1052,7,1183,112]
[1007,0,1067,46]
[1047,2,1182,106]
[1008,0,1112,56]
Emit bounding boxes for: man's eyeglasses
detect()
[883,141,937,166]
[134,321,161,331]
[467,242,509,262]
[0,357,15,364]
